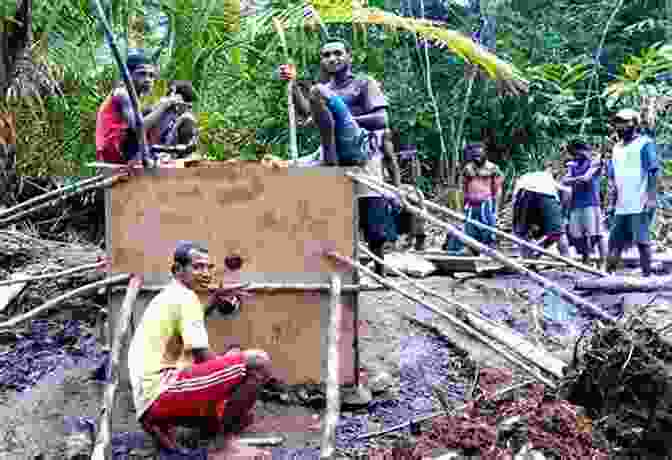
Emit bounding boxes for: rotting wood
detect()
[90,275,143,460]
[0,263,104,287]
[351,173,605,278]
[348,173,616,324]
[0,274,130,329]
[0,175,127,229]
[355,379,537,440]
[321,272,342,460]
[0,273,28,312]
[327,250,557,387]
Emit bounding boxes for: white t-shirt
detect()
[514,171,569,201]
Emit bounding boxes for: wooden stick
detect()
[0,175,126,228]
[321,272,342,460]
[348,173,616,324]
[575,274,672,292]
[244,282,387,293]
[0,174,106,220]
[91,275,143,460]
[0,263,104,287]
[411,252,573,267]
[0,274,130,329]
[350,173,605,278]
[326,251,558,387]
[355,379,537,440]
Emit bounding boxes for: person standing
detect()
[561,142,608,269]
[278,39,402,275]
[605,109,659,276]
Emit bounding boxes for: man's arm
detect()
[382,131,401,187]
[352,109,388,131]
[643,142,659,197]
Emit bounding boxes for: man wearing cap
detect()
[279,39,401,275]
[605,108,659,276]
[512,161,572,257]
[561,142,608,269]
[127,241,273,456]
[95,50,184,168]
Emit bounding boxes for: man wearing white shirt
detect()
[512,161,571,257]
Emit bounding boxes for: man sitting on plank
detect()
[560,141,608,270]
[95,49,184,168]
[605,108,659,276]
[128,241,273,457]
[512,161,572,258]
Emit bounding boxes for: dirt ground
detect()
[0,268,558,460]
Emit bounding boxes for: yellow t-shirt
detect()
[128,280,210,420]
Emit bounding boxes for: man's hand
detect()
[207,282,253,313]
[278,64,297,81]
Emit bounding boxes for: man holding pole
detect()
[278,39,402,275]
[128,241,273,456]
[605,109,659,276]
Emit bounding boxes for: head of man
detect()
[127,50,157,97]
[611,108,640,142]
[569,141,592,162]
[319,39,352,77]
[171,241,213,292]
[464,142,486,166]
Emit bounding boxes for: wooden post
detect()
[321,272,342,459]
[90,275,143,460]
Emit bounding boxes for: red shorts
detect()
[144,352,247,423]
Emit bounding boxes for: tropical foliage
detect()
[6,0,672,193]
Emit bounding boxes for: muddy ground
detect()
[0,253,671,459]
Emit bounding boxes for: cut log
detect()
[575,274,672,293]
[0,272,28,312]
[91,275,143,460]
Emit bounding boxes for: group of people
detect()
[449,108,658,277]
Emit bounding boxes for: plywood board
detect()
[108,164,355,278]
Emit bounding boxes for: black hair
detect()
[320,38,351,53]
[171,241,208,275]
[169,80,195,103]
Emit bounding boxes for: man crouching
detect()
[128,241,272,457]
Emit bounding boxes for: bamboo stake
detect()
[358,244,566,379]
[272,18,299,163]
[325,251,557,387]
[350,173,605,278]
[355,379,537,440]
[348,173,616,323]
[0,174,106,220]
[91,275,143,460]
[0,175,126,229]
[0,274,130,329]
[0,262,104,287]
[321,272,342,460]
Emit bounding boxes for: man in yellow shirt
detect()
[128,241,272,456]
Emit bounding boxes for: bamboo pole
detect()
[321,272,342,460]
[91,275,143,460]
[0,174,106,220]
[349,173,606,278]
[0,274,130,329]
[0,175,126,229]
[243,282,387,293]
[272,18,299,163]
[325,251,557,387]
[0,262,104,287]
[358,244,566,379]
[348,173,617,323]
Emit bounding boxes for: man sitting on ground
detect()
[128,241,273,457]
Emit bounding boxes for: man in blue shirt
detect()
[561,142,608,270]
[606,109,659,276]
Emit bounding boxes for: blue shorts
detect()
[608,209,655,247]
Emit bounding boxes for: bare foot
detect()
[209,434,272,459]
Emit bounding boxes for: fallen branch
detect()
[326,251,558,387]
[348,173,616,324]
[352,173,605,277]
[320,272,342,460]
[0,263,104,287]
[575,274,672,293]
[0,274,130,329]
[355,379,537,440]
[0,175,125,229]
[0,174,106,221]
[91,275,143,460]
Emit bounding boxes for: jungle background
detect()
[3,0,672,201]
